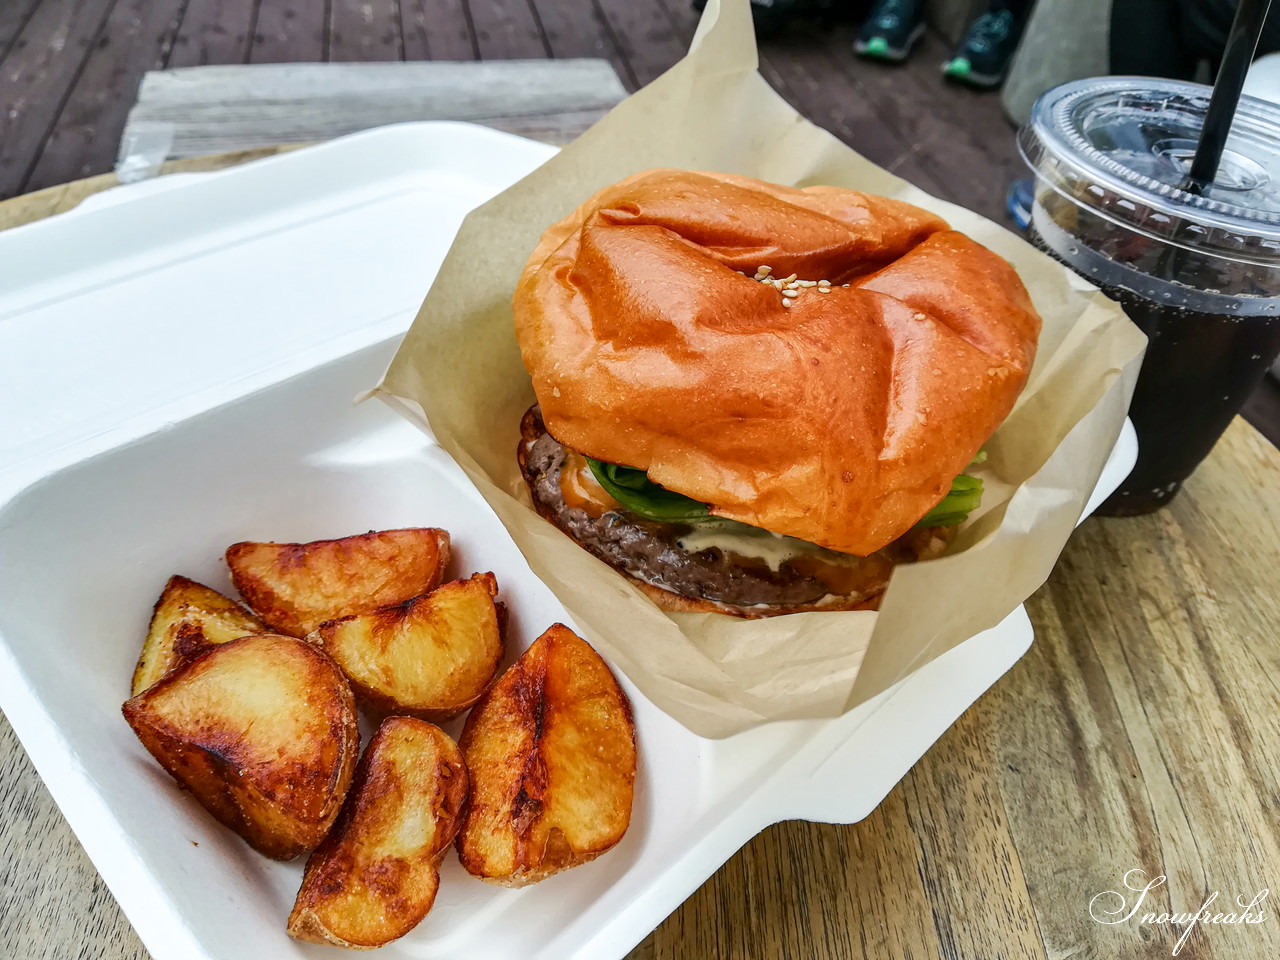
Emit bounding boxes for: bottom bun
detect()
[518,407,955,619]
[629,578,887,617]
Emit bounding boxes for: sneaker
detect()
[942,7,1028,88]
[854,0,925,62]
[1006,178,1033,230]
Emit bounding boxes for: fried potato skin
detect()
[288,718,468,949]
[131,575,267,696]
[457,623,636,886]
[312,573,506,722]
[225,528,451,638]
[122,634,359,860]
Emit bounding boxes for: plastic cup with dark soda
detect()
[1019,77,1280,515]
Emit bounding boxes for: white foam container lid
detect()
[0,122,1137,960]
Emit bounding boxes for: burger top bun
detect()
[514,170,1042,557]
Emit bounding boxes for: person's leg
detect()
[854,0,927,61]
[1178,0,1280,78]
[990,0,1033,16]
[942,0,1036,88]
[1109,0,1196,78]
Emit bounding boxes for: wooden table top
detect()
[2,150,1279,960]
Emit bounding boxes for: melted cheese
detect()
[789,551,887,597]
[557,451,884,598]
[676,521,809,572]
[559,451,620,518]
[678,520,886,597]
[558,451,884,598]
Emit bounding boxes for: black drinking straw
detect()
[1188,0,1275,188]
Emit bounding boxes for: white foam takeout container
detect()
[0,123,1137,960]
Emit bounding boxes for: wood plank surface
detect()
[119,60,624,157]
[400,0,478,60]
[529,0,629,85]
[759,42,948,196]
[166,0,257,68]
[1,150,1279,960]
[0,0,116,198]
[591,0,687,87]
[249,0,327,63]
[1002,424,1280,959]
[639,0,960,203]
[328,0,404,61]
[22,0,188,193]
[0,0,1034,224]
[813,28,1018,224]
[0,0,43,60]
[889,35,1028,192]
[466,0,548,60]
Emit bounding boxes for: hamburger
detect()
[513,170,1041,617]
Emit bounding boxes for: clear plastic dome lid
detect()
[1020,76,1280,268]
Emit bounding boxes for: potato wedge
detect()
[288,717,468,949]
[312,573,505,722]
[457,623,636,886]
[131,575,268,696]
[226,528,450,637]
[122,634,358,860]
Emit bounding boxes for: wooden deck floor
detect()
[0,0,1020,221]
[3,0,1278,443]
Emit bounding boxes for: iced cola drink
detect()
[1020,78,1280,515]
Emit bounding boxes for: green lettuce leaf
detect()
[586,457,986,530]
[586,459,712,522]
[915,474,983,528]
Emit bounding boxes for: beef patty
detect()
[517,406,951,613]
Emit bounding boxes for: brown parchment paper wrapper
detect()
[373,0,1147,738]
